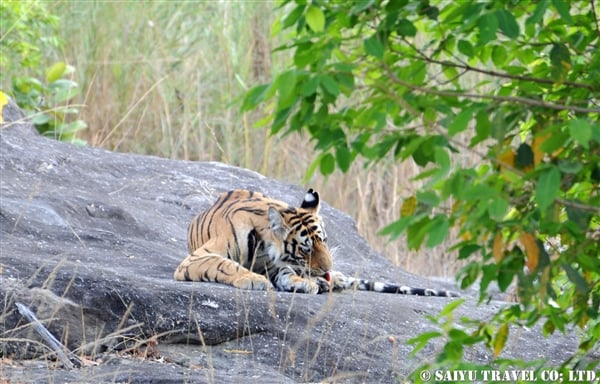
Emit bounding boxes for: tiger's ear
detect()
[267,206,290,239]
[300,188,320,213]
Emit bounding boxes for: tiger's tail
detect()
[352,279,459,297]
[328,272,459,297]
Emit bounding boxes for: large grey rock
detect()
[0,99,581,383]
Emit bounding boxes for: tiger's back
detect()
[190,190,293,275]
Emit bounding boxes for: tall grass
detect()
[49,0,465,277]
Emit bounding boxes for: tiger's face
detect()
[281,189,332,278]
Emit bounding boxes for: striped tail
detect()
[327,272,459,297]
[353,279,459,297]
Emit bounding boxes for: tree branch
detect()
[423,55,595,92]
[16,302,83,369]
[383,63,600,114]
[394,37,598,91]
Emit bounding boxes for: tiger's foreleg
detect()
[173,251,273,291]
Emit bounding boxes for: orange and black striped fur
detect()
[173,189,332,294]
[174,189,459,297]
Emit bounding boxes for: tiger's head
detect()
[280,189,333,278]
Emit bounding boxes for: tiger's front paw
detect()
[315,276,332,294]
[231,273,273,291]
[285,277,322,294]
[327,270,355,291]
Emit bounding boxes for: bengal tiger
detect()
[173,189,459,297]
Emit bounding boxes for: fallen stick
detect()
[15,302,82,369]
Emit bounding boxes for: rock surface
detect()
[0,99,580,383]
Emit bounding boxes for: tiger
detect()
[173,189,459,297]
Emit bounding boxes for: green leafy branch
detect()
[244,0,600,377]
[1,0,87,144]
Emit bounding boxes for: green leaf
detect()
[364,35,384,59]
[351,0,375,14]
[442,66,459,85]
[460,263,480,289]
[378,216,415,240]
[407,331,442,356]
[45,61,66,83]
[276,70,297,105]
[471,109,491,146]
[300,76,320,96]
[540,130,569,153]
[477,12,498,45]
[396,18,416,37]
[272,107,292,134]
[320,74,340,96]
[50,79,80,102]
[242,84,269,111]
[493,323,509,357]
[480,263,497,293]
[418,4,439,20]
[407,217,430,249]
[491,45,508,66]
[294,43,317,67]
[320,152,335,175]
[495,10,519,39]
[417,190,439,206]
[591,123,600,143]
[426,216,449,247]
[488,198,509,221]
[335,72,355,94]
[566,205,592,232]
[439,298,465,317]
[551,0,572,24]
[335,144,351,172]
[568,119,592,149]
[305,6,325,32]
[557,160,583,174]
[433,146,450,170]
[497,268,514,292]
[457,40,474,57]
[412,140,434,166]
[32,113,52,126]
[458,244,481,260]
[57,119,87,135]
[535,166,561,211]
[550,43,571,74]
[462,184,497,200]
[527,0,550,25]
[562,264,589,295]
[283,5,306,28]
[407,330,442,345]
[448,108,474,136]
[515,143,534,169]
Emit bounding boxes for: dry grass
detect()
[44,0,466,277]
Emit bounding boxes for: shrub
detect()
[244,0,600,379]
[1,0,86,144]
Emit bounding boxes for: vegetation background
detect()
[1,0,457,276]
[2,0,598,379]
